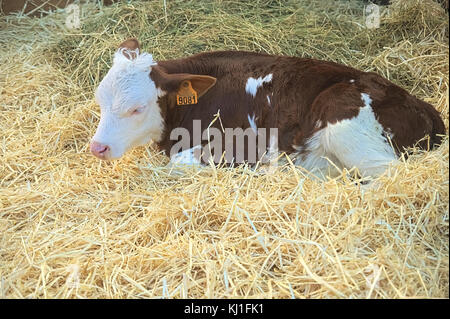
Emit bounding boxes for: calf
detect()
[90,38,445,177]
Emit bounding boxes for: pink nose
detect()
[90,141,110,159]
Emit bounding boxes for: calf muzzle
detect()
[90,141,110,160]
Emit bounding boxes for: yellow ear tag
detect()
[176,81,198,106]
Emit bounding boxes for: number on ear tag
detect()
[176,81,198,106]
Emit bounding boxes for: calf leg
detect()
[301,84,398,178]
[320,92,397,177]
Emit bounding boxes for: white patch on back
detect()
[266,95,271,106]
[247,113,258,133]
[245,73,273,97]
[295,93,397,178]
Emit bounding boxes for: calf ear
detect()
[118,38,140,59]
[152,67,217,101]
[185,75,217,98]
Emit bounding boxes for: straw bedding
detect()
[0,0,448,298]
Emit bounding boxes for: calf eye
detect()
[131,106,144,115]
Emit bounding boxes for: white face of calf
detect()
[91,45,164,160]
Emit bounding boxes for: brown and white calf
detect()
[90,38,445,177]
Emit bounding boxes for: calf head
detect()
[90,39,216,160]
